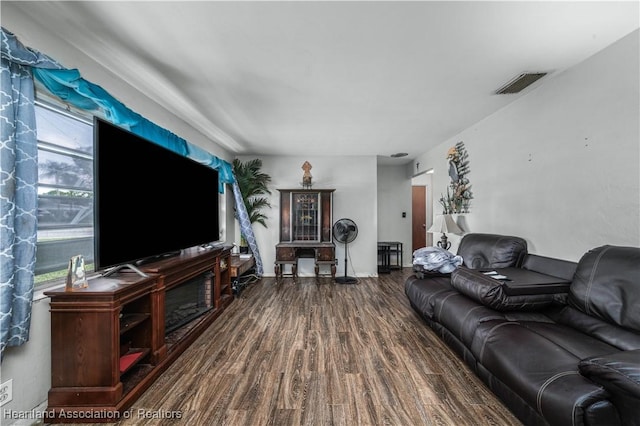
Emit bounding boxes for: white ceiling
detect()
[4,1,639,164]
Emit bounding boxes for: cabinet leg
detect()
[274,264,280,278]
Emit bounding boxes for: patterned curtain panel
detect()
[0,28,62,358]
[232,182,264,275]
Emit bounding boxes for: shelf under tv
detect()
[45,245,233,423]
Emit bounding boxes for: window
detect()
[35,101,94,285]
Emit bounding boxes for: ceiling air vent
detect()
[495,72,547,94]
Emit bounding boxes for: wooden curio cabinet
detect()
[275,189,336,278]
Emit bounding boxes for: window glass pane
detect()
[292,193,319,241]
[37,189,93,228]
[38,150,92,190]
[34,102,95,284]
[36,105,93,152]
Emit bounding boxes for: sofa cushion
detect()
[569,245,640,332]
[471,319,619,425]
[457,233,527,269]
[432,292,505,346]
[404,274,453,320]
[551,306,640,351]
[450,267,566,311]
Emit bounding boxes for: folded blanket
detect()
[413,246,463,274]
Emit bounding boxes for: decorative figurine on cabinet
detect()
[301,161,313,188]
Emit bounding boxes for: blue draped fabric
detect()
[0,28,62,358]
[186,144,237,191]
[232,182,264,275]
[31,67,233,186]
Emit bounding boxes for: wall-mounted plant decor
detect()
[439,141,473,214]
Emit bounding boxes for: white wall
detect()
[235,155,378,277]
[1,299,51,424]
[410,30,640,260]
[377,165,412,266]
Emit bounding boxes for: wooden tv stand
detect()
[45,245,232,423]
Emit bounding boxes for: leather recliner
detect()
[405,234,640,425]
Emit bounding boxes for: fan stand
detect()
[335,239,358,284]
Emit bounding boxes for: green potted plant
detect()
[232,158,272,253]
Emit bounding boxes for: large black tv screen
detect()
[94,118,220,271]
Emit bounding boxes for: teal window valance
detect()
[32,68,235,191]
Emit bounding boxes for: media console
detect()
[45,245,232,423]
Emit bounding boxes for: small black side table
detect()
[378,241,403,270]
[377,242,391,274]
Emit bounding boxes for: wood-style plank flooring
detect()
[103,269,522,425]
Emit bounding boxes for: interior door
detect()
[412,185,426,251]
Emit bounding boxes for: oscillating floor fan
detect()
[333,218,358,284]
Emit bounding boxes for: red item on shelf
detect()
[119,351,143,373]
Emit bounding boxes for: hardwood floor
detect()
[109,269,522,425]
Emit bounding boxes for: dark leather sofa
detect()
[405,233,640,426]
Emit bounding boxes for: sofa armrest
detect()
[579,349,640,425]
[522,253,577,281]
[579,350,640,399]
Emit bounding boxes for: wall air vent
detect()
[495,72,547,94]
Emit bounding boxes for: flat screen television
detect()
[94,117,220,273]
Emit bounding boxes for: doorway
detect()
[412,186,426,251]
[411,172,433,252]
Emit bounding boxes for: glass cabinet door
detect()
[292,192,319,241]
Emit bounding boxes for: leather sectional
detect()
[405,233,640,425]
